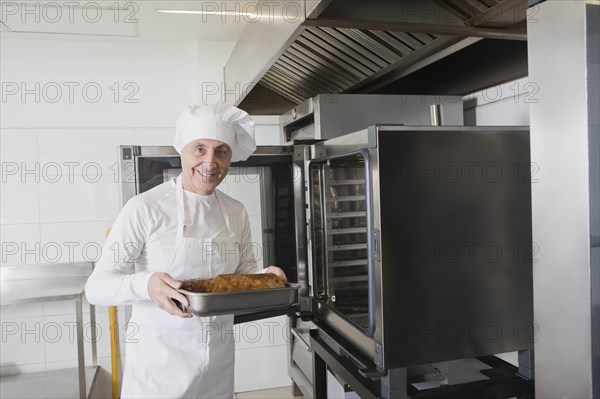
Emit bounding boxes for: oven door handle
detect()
[290,328,312,351]
[358,367,387,378]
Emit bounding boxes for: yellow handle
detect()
[106,228,120,399]
[109,305,119,399]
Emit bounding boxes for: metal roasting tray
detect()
[178,283,300,316]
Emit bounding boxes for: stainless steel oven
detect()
[303,125,534,398]
[280,94,467,398]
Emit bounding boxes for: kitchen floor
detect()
[236,387,301,398]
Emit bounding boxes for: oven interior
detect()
[231,152,299,283]
[309,152,371,333]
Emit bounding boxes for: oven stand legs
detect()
[291,381,303,397]
[381,367,407,399]
[518,349,535,380]
[313,348,328,398]
[310,328,408,399]
[310,326,535,398]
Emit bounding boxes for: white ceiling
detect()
[0,1,298,42]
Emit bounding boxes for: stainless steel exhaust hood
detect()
[226,0,531,115]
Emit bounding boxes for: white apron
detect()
[121,178,239,399]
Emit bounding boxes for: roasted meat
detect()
[181,273,285,293]
[180,278,213,293]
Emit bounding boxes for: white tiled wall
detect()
[0,126,136,381]
[0,39,203,129]
[0,120,286,393]
[234,314,292,392]
[1,177,40,225]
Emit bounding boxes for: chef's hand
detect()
[265,266,287,282]
[148,272,192,318]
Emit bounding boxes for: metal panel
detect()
[464,0,528,28]
[302,29,375,76]
[270,64,335,95]
[287,44,358,86]
[279,54,347,91]
[302,18,527,40]
[317,28,389,69]
[249,0,529,108]
[528,1,597,397]
[345,29,400,63]
[375,126,533,368]
[346,36,481,94]
[0,262,93,281]
[587,3,600,396]
[261,74,306,104]
[368,31,417,56]
[408,32,437,44]
[387,31,428,51]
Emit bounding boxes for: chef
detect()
[85,103,286,398]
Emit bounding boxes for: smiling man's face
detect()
[180,139,232,195]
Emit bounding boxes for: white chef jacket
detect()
[85,176,258,398]
[86,177,258,305]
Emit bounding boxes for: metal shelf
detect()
[0,263,97,399]
[328,227,367,235]
[329,243,368,251]
[332,275,368,283]
[0,366,99,399]
[327,211,367,219]
[326,195,366,202]
[330,259,368,267]
[327,179,366,186]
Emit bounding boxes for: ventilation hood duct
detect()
[225,0,531,115]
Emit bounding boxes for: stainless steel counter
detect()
[1,276,92,304]
[0,263,98,399]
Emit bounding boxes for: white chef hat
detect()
[173,103,256,162]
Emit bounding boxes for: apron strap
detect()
[213,190,234,239]
[175,175,185,245]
